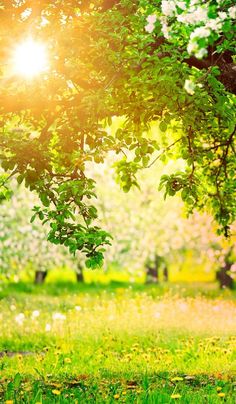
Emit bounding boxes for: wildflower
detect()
[171,377,184,381]
[52,312,66,321]
[52,389,61,395]
[184,79,196,95]
[15,313,25,325]
[5,401,14,404]
[114,394,120,399]
[31,310,40,319]
[64,357,71,363]
[171,394,182,399]
[75,305,82,311]
[218,392,226,398]
[45,323,51,332]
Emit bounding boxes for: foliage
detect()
[0,0,235,266]
[0,181,78,277]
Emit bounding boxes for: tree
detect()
[0,182,77,282]
[0,1,235,267]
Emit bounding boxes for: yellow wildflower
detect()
[52,389,61,395]
[64,357,71,363]
[171,394,182,399]
[218,392,226,398]
[114,393,120,399]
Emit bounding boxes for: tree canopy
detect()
[0,0,235,267]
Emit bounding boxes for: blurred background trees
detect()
[1,152,235,288]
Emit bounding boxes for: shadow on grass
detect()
[0,280,235,300]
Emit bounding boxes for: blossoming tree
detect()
[0,0,235,267]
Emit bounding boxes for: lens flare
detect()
[13,38,48,78]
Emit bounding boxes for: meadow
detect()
[0,280,235,403]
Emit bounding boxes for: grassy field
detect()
[0,281,235,403]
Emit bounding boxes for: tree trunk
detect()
[216,263,234,289]
[146,265,158,284]
[76,264,84,282]
[163,266,169,282]
[34,270,47,284]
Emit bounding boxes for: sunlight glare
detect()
[13,38,48,78]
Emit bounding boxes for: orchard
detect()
[0,1,235,403]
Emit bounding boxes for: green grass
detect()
[0,281,235,403]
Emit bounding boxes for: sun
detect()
[12,38,48,78]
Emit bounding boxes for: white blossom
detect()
[228,6,236,19]
[195,48,208,59]
[147,14,157,24]
[160,17,171,39]
[145,23,155,33]
[161,0,176,17]
[206,18,222,31]
[184,79,196,95]
[176,1,186,10]
[187,41,199,54]
[218,11,227,20]
[190,26,211,40]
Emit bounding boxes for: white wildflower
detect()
[31,310,40,319]
[75,305,82,311]
[161,0,176,17]
[45,323,51,332]
[52,312,66,321]
[184,79,196,95]
[15,313,25,325]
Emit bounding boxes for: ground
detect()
[0,281,235,403]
